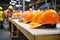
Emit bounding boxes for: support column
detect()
[45,0,47,5]
[54,0,56,10]
[19,0,20,10]
[23,0,25,11]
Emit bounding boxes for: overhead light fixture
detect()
[25,0,30,2]
[11,1,17,3]
[10,2,15,5]
[10,2,12,4]
[15,5,22,7]
[10,1,17,5]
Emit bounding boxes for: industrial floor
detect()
[0,19,11,40]
[0,19,27,40]
[0,29,28,40]
[0,29,11,40]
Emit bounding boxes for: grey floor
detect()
[0,19,11,40]
[0,29,11,40]
[0,19,28,40]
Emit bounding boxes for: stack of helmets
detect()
[30,9,59,29]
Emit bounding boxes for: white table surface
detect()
[9,18,60,36]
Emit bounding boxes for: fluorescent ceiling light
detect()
[12,3,15,5]
[25,0,30,2]
[10,2,15,5]
[11,1,17,3]
[10,2,12,4]
[16,5,22,7]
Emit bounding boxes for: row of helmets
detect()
[22,9,59,29]
[11,8,59,29]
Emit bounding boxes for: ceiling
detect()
[0,0,10,4]
[0,0,37,4]
[0,0,60,5]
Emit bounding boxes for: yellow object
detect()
[8,6,13,9]
[29,11,43,28]
[30,22,42,29]
[32,11,43,22]
[29,8,32,11]
[13,10,15,13]
[0,7,2,10]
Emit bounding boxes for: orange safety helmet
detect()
[16,13,22,17]
[11,13,22,18]
[38,9,59,24]
[11,13,16,18]
[32,11,43,22]
[22,11,29,18]
[29,11,43,28]
[24,11,34,23]
[30,9,59,29]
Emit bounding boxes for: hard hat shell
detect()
[11,13,22,18]
[22,11,29,18]
[16,13,22,17]
[0,7,2,10]
[8,6,13,9]
[38,9,59,24]
[29,8,32,11]
[32,11,43,22]
[11,13,16,18]
[24,11,34,23]
[29,11,43,29]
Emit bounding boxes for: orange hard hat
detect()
[16,13,22,17]
[22,11,29,18]
[11,13,16,18]
[11,13,22,18]
[38,9,59,24]
[24,11,34,23]
[29,11,43,28]
[32,11,43,22]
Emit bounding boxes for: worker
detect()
[7,6,13,17]
[5,6,13,31]
[0,7,4,29]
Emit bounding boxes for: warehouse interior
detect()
[0,0,60,40]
